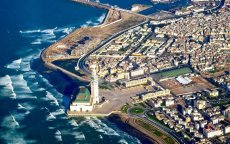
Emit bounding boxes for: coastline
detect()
[108,113,164,144]
[39,1,174,144]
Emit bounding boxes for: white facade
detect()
[130,69,145,77]
[224,126,230,134]
[195,100,206,110]
[70,104,93,112]
[203,128,223,138]
[165,99,174,107]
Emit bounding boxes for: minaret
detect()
[90,64,99,104]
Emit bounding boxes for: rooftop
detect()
[74,87,91,103]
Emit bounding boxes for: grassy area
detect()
[130,107,144,115]
[136,119,176,144]
[147,112,167,126]
[146,112,174,131]
[212,100,230,107]
[139,102,147,108]
[156,67,192,79]
[121,103,131,114]
[99,81,114,90]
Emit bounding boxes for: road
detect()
[77,19,149,75]
[143,111,187,144]
[127,106,187,144]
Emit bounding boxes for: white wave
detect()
[48,127,55,130]
[10,74,33,94]
[46,113,56,121]
[17,104,26,110]
[35,88,46,92]
[16,94,37,99]
[27,74,36,79]
[97,13,106,23]
[6,58,22,70]
[12,92,17,99]
[118,139,128,144]
[55,130,62,142]
[20,27,57,45]
[86,20,93,25]
[20,29,41,34]
[55,26,75,35]
[31,40,41,45]
[63,27,75,34]
[99,135,103,139]
[49,88,63,99]
[41,27,57,34]
[0,114,36,144]
[93,117,120,136]
[46,91,59,106]
[0,75,12,86]
[73,132,85,140]
[24,71,36,75]
[11,111,28,122]
[36,74,53,87]
[5,83,14,91]
[17,102,35,111]
[83,117,120,136]
[52,109,65,116]
[0,130,27,144]
[69,119,78,127]
[20,63,31,72]
[0,75,16,98]
[25,111,30,115]
[1,115,19,129]
[0,87,15,98]
[46,39,57,43]
[81,13,105,28]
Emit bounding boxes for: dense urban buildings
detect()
[43,0,230,143]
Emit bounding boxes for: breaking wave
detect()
[20,26,76,45]
[1,114,20,129]
[68,119,78,127]
[0,75,12,86]
[81,13,106,27]
[46,112,56,121]
[6,58,22,70]
[55,130,62,142]
[45,91,59,106]
[83,117,120,136]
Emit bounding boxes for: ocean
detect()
[0,0,189,143]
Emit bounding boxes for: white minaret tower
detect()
[90,64,99,104]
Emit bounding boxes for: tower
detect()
[90,64,99,104]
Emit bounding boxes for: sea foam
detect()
[6,58,22,70]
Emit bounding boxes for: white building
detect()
[70,86,93,112]
[199,120,208,128]
[165,99,174,107]
[195,100,206,110]
[130,69,145,77]
[224,125,230,134]
[69,64,100,112]
[203,126,223,138]
[141,89,170,101]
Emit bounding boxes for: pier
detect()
[72,0,111,10]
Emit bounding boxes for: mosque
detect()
[70,64,99,112]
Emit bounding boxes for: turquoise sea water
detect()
[0,0,189,143]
